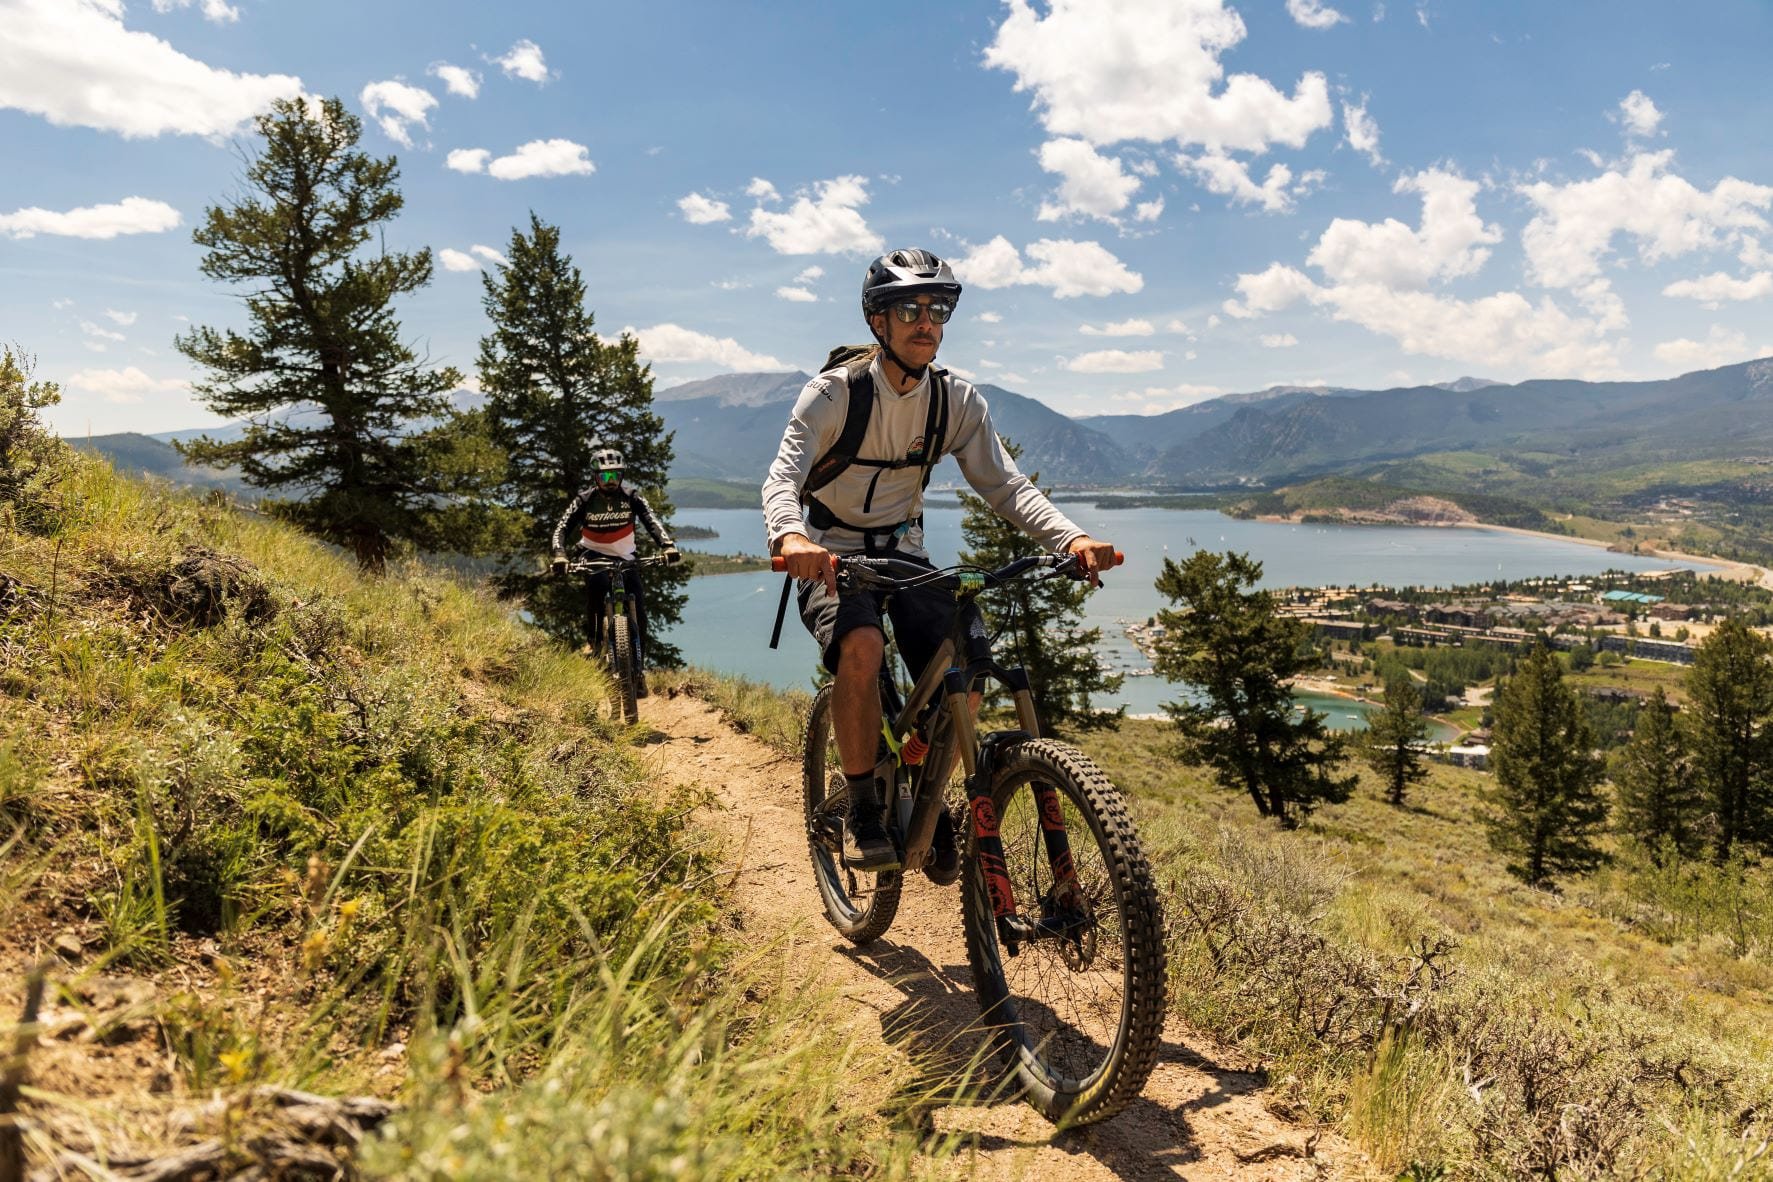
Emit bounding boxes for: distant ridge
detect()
[72,357,1773,500]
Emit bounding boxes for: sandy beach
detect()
[1469,522,1771,587]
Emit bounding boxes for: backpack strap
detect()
[802,353,875,498]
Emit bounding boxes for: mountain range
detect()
[65,358,1773,504]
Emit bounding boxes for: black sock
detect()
[845,772,879,814]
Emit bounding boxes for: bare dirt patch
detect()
[639,691,1373,1180]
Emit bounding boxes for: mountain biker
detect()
[762,248,1117,876]
[551,444,680,674]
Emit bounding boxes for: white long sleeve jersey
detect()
[760,354,1085,561]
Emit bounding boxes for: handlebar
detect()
[769,549,1124,588]
[562,553,676,574]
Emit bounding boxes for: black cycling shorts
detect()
[798,555,956,680]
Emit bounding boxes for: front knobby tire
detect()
[960,739,1167,1126]
[627,601,649,700]
[803,685,901,943]
[610,612,640,724]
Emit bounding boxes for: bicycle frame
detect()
[833,555,1093,951]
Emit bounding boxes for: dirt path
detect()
[639,691,1370,1181]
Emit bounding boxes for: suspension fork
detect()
[949,668,1019,926]
[1002,663,1084,910]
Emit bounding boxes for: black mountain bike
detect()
[774,550,1167,1126]
[566,554,670,725]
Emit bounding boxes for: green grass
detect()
[0,446,948,1176]
[685,551,772,577]
[667,477,760,509]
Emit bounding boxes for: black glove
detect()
[662,546,682,565]
[550,555,568,576]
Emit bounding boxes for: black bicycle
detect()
[565,554,671,725]
[774,550,1167,1126]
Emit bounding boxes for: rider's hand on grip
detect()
[550,555,567,577]
[1066,536,1120,586]
[774,535,839,594]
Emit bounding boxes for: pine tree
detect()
[1481,643,1608,885]
[477,214,687,664]
[176,97,502,572]
[956,439,1121,733]
[1360,674,1430,806]
[1151,550,1354,826]
[1613,687,1702,861]
[1683,618,1773,858]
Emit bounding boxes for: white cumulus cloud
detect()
[678,192,732,224]
[1618,90,1662,139]
[103,308,137,326]
[66,365,188,404]
[952,236,1143,299]
[0,196,180,239]
[1177,152,1304,213]
[775,286,817,303]
[746,177,780,202]
[745,175,882,256]
[625,323,788,372]
[470,244,507,266]
[359,80,436,147]
[983,0,1332,152]
[1652,326,1772,371]
[1134,198,1164,222]
[438,248,478,272]
[1519,151,1773,291]
[447,142,591,180]
[1308,169,1500,288]
[1223,171,1627,376]
[795,265,824,283]
[428,63,480,99]
[1036,138,1141,223]
[1661,271,1773,306]
[151,0,239,24]
[1343,98,1382,166]
[1080,318,1156,337]
[1064,349,1164,373]
[1259,332,1299,348]
[0,0,302,138]
[1287,0,1346,28]
[494,39,549,83]
[446,148,491,173]
[1112,383,1226,413]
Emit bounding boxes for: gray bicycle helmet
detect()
[860,248,963,317]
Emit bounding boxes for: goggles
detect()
[887,299,954,325]
[598,470,621,484]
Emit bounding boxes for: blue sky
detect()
[7,0,1773,437]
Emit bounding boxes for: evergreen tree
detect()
[177,98,502,572]
[1151,550,1354,826]
[0,348,65,521]
[956,439,1121,733]
[1360,675,1430,806]
[1613,687,1702,861]
[1683,618,1773,858]
[1481,643,1608,885]
[476,214,687,664]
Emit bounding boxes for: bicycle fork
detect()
[948,670,1086,956]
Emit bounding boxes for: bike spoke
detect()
[993,773,1131,1088]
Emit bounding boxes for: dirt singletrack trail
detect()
[638,692,1370,1181]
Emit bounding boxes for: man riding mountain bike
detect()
[761,248,1117,877]
[551,444,680,674]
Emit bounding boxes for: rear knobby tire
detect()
[960,739,1167,1126]
[610,612,640,725]
[803,685,901,943]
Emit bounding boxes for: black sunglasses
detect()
[888,299,955,325]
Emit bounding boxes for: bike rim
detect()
[978,770,1132,1096]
